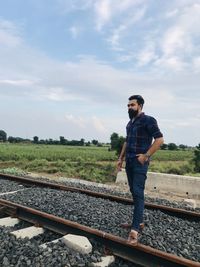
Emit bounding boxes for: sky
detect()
[0,0,200,146]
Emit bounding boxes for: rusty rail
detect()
[0,198,199,267]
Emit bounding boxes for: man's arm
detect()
[137,137,164,164]
[117,142,126,171]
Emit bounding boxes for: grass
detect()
[0,143,198,182]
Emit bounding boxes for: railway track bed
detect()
[0,173,199,267]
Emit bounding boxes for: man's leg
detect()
[123,161,145,230]
[125,159,134,196]
[131,172,146,231]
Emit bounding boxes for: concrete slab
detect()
[11,226,44,239]
[183,199,197,209]
[92,256,115,267]
[0,217,20,227]
[62,234,92,254]
[116,170,200,199]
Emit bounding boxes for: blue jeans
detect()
[125,157,148,232]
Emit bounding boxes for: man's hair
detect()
[128,95,145,107]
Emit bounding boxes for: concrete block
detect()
[62,234,92,254]
[11,226,44,239]
[0,217,20,227]
[183,199,197,209]
[115,170,200,199]
[92,256,115,267]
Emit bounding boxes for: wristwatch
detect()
[144,152,151,159]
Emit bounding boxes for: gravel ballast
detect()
[0,226,121,267]
[1,186,199,263]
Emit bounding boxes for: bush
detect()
[193,144,200,172]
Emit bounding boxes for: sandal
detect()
[127,231,139,246]
[121,222,145,232]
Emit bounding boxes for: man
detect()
[117,95,164,245]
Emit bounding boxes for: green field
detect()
[0,143,198,183]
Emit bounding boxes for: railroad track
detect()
[0,173,200,267]
[0,206,110,267]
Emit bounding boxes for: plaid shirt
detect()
[126,112,163,159]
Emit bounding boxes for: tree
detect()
[161,143,168,150]
[179,144,187,150]
[92,139,98,145]
[60,136,66,145]
[80,138,85,146]
[110,132,119,150]
[0,130,7,142]
[110,132,125,156]
[193,143,200,172]
[33,136,39,144]
[168,143,177,150]
[116,136,126,156]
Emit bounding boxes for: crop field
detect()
[0,143,198,183]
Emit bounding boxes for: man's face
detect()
[127,99,140,111]
[127,99,141,119]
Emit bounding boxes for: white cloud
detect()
[95,0,111,31]
[165,9,179,18]
[0,19,22,47]
[43,87,83,101]
[92,116,107,134]
[65,114,86,128]
[156,3,200,71]
[0,79,35,86]
[94,0,145,31]
[64,114,107,136]
[107,6,146,51]
[137,44,157,66]
[193,57,200,73]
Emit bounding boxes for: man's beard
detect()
[128,109,139,119]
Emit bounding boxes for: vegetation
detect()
[0,129,199,182]
[0,143,199,183]
[0,144,116,183]
[0,130,7,142]
[193,144,200,172]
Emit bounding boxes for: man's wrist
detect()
[144,152,151,159]
[118,157,123,161]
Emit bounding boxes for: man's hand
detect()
[136,154,149,165]
[117,158,123,171]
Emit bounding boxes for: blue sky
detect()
[0,0,200,145]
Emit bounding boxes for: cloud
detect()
[155,3,200,71]
[0,19,22,47]
[94,0,145,31]
[64,114,107,137]
[0,13,200,145]
[42,87,85,101]
[0,79,35,86]
[107,6,146,51]
[92,116,107,133]
[94,0,111,31]
[65,114,86,128]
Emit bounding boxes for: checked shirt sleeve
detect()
[146,117,163,139]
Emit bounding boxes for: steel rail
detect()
[0,199,199,267]
[0,173,199,222]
